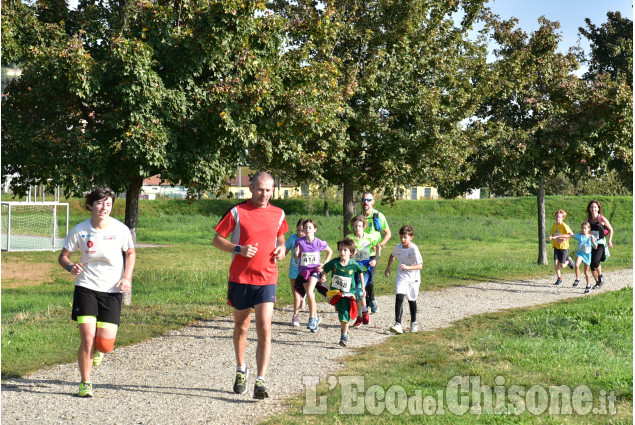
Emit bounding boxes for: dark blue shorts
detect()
[227,281,276,310]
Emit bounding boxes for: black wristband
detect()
[66,264,73,272]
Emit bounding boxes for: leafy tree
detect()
[448,17,632,264]
[578,11,633,188]
[1,1,65,66]
[2,0,285,239]
[259,0,489,235]
[579,11,633,88]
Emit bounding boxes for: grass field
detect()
[263,287,633,424]
[1,195,632,422]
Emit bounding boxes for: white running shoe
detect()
[410,322,418,333]
[390,323,403,334]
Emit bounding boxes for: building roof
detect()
[226,175,251,187]
[143,175,182,186]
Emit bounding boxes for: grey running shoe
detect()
[253,378,269,399]
[307,316,316,330]
[310,316,321,333]
[554,278,563,286]
[572,279,580,287]
[233,369,249,394]
[370,300,379,313]
[567,257,574,269]
[584,286,591,294]
[339,334,349,347]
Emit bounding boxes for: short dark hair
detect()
[85,187,115,211]
[399,225,414,237]
[296,218,306,227]
[337,238,356,254]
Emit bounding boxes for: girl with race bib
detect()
[349,215,380,327]
[550,222,598,294]
[293,219,333,333]
[320,238,365,347]
[286,218,307,326]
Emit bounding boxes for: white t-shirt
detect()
[63,218,134,293]
[391,243,423,300]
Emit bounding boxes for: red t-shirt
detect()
[214,201,289,285]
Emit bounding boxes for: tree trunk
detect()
[323,200,329,217]
[342,181,355,238]
[125,175,143,242]
[537,181,548,265]
[123,175,143,305]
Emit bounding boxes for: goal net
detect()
[1,202,69,251]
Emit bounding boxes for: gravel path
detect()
[2,269,632,424]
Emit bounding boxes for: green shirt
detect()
[360,208,389,246]
[322,258,363,295]
[350,233,376,268]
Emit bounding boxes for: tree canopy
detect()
[257,0,490,233]
[444,16,632,263]
[2,0,285,237]
[579,11,633,88]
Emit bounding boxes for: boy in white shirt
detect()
[384,225,422,334]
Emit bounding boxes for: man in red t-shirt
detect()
[213,171,288,399]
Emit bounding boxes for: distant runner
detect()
[357,192,391,313]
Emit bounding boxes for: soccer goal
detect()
[1,202,69,251]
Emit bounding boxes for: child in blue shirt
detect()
[550,222,597,294]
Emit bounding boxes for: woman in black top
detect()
[584,200,614,289]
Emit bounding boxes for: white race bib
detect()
[331,275,353,292]
[300,251,320,267]
[590,230,601,240]
[354,248,370,262]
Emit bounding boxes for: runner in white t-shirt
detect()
[58,188,135,397]
[384,225,422,335]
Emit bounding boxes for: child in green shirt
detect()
[320,238,365,347]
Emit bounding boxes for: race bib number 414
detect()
[301,252,320,267]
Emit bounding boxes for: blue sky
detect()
[487,0,632,55]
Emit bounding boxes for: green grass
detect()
[2,196,632,382]
[263,288,633,424]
